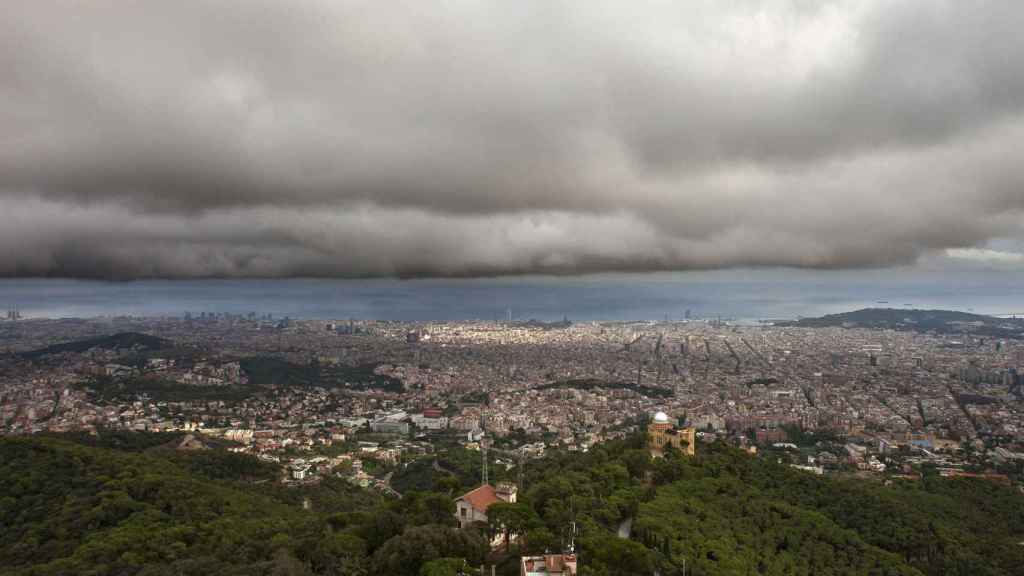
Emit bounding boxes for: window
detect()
[460,508,466,517]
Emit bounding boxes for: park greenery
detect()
[19,331,407,400]
[66,355,405,405]
[20,332,173,360]
[534,378,673,398]
[240,357,404,393]
[2,429,1023,576]
[73,374,256,403]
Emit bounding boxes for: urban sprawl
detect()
[3,313,1024,493]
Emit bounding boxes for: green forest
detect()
[2,431,1022,576]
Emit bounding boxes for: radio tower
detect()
[517,451,525,491]
[481,438,490,485]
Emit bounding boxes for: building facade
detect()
[648,411,695,456]
[454,482,518,534]
[521,554,578,576]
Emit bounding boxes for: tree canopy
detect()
[2,431,1023,576]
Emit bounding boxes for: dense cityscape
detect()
[6,2,1024,572]
[4,310,1023,492]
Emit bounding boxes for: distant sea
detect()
[1,269,1022,322]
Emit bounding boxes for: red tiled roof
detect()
[457,484,499,513]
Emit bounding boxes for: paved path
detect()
[617,517,632,539]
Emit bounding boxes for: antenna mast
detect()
[481,437,489,485]
[517,451,525,491]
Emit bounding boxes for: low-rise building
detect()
[521,554,578,576]
[454,482,517,529]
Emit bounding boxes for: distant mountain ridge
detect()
[778,308,1024,338]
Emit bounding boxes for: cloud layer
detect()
[3,0,1024,278]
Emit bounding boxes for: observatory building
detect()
[648,411,695,457]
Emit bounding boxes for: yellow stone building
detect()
[648,411,695,456]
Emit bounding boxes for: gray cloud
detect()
[2,0,1024,279]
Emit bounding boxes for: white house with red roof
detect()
[454,482,517,529]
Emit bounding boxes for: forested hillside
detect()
[20,332,173,360]
[2,432,1022,576]
[777,308,1024,339]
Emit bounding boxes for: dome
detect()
[653,411,669,423]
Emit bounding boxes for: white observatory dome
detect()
[653,411,669,423]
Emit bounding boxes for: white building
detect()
[454,482,518,532]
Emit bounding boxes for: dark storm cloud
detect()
[2,0,1024,278]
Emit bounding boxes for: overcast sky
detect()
[2,1,1023,279]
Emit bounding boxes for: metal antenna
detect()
[517,451,525,491]
[566,495,577,553]
[481,439,489,485]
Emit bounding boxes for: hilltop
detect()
[778,308,1024,338]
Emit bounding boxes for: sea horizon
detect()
[3,269,1022,322]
